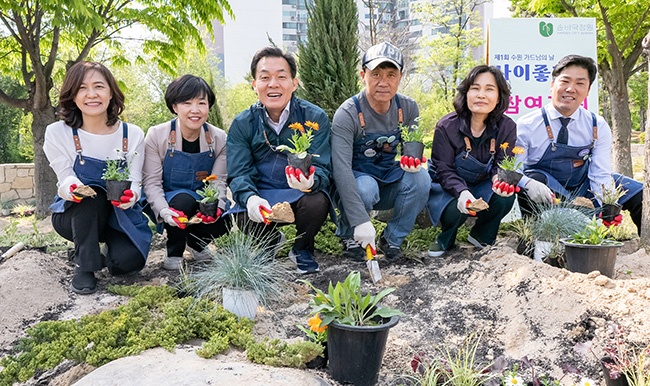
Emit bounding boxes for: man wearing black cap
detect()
[331,42,430,263]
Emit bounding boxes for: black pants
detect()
[235,191,330,252]
[518,172,643,236]
[52,189,145,275]
[437,193,516,250]
[165,193,230,257]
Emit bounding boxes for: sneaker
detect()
[428,241,445,257]
[377,236,403,262]
[189,247,212,262]
[467,234,488,249]
[70,268,97,295]
[163,256,184,270]
[288,248,320,274]
[341,238,365,262]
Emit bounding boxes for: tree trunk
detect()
[602,68,634,176]
[641,29,650,242]
[32,105,57,218]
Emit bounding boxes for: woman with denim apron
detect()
[427,66,517,257]
[143,75,229,270]
[44,61,151,295]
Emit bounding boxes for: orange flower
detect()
[512,146,524,155]
[203,174,217,183]
[304,121,319,131]
[308,313,327,333]
[288,122,305,134]
[500,142,509,150]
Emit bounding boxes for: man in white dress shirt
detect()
[515,54,642,235]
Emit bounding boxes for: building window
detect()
[283,34,298,41]
[283,23,297,29]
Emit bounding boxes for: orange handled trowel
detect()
[366,245,382,284]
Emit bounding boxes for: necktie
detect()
[557,117,570,145]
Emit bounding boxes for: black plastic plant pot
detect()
[497,167,523,186]
[561,239,622,278]
[287,153,312,176]
[601,357,629,386]
[105,180,131,202]
[199,201,218,218]
[402,141,425,159]
[601,203,622,221]
[305,342,328,369]
[327,315,400,386]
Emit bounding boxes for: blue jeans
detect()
[336,169,430,247]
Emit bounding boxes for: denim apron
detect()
[525,109,641,204]
[49,122,151,260]
[427,137,496,225]
[227,113,306,215]
[351,95,404,186]
[162,119,216,203]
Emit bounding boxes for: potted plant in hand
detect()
[400,122,426,160]
[196,174,219,218]
[561,217,623,278]
[301,271,403,386]
[593,183,627,222]
[496,142,525,185]
[101,152,132,201]
[275,120,319,176]
[181,227,292,319]
[296,313,328,369]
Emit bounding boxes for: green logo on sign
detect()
[539,22,553,37]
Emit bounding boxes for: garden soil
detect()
[2,216,650,385]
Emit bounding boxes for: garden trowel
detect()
[366,245,382,284]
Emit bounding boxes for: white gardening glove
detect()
[246,195,272,224]
[353,221,376,250]
[159,207,180,227]
[399,155,428,173]
[286,166,315,192]
[457,190,477,215]
[58,175,84,202]
[525,179,555,204]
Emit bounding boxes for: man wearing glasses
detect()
[226,46,332,275]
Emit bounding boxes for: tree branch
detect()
[0,87,28,110]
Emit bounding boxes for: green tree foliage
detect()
[509,0,650,176]
[411,0,486,101]
[0,76,29,163]
[297,0,360,119]
[0,0,234,216]
[221,83,259,130]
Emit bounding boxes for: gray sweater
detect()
[331,90,419,228]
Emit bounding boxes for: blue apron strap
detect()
[590,112,598,148]
[71,127,85,164]
[168,119,177,156]
[121,121,129,153]
[394,95,403,125]
[203,123,214,157]
[540,108,557,151]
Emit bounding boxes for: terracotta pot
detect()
[105,180,131,202]
[497,167,523,186]
[287,153,312,176]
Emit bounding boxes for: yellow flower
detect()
[202,174,217,183]
[500,142,509,150]
[512,146,524,155]
[288,122,305,133]
[305,121,319,131]
[308,313,327,333]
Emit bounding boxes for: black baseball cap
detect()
[361,42,403,72]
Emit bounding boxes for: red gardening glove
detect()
[69,184,83,203]
[492,180,520,197]
[169,208,188,229]
[286,165,315,191]
[196,208,221,224]
[601,213,623,227]
[400,155,427,173]
[111,189,137,209]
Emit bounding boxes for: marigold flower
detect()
[305,121,319,131]
[307,313,327,333]
[512,146,524,155]
[500,142,509,150]
[289,122,305,133]
[203,174,217,183]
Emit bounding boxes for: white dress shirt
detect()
[264,101,291,135]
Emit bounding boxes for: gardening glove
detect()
[353,221,376,250]
[58,176,84,203]
[286,165,315,192]
[525,179,555,205]
[457,190,477,216]
[111,189,138,210]
[247,195,272,225]
[492,180,520,197]
[196,208,222,224]
[400,155,428,173]
[600,213,623,227]
[160,207,188,229]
